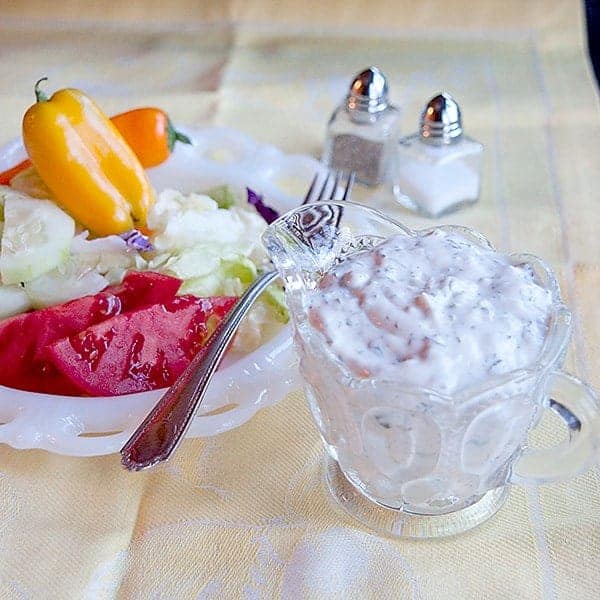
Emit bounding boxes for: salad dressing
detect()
[308,229,553,394]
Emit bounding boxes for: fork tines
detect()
[302,170,355,205]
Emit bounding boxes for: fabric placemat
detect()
[0,2,598,597]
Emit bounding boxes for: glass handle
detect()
[511,371,600,484]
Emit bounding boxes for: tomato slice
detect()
[0,271,183,394]
[45,296,237,396]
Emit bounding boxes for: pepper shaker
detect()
[322,67,401,186]
[393,93,483,217]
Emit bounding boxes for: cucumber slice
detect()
[0,193,75,285]
[0,284,32,319]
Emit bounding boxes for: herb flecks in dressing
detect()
[308,230,552,394]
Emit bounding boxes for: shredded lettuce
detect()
[146,189,287,351]
[23,232,145,308]
[206,185,235,209]
[263,283,289,323]
[5,168,53,200]
[25,267,109,309]
[0,185,8,221]
[0,284,32,319]
[172,255,256,297]
[222,256,257,285]
[147,188,267,254]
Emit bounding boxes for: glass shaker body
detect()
[393,133,483,218]
[322,105,401,187]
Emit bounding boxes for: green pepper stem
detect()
[34,77,50,103]
[175,130,192,145]
[166,116,192,152]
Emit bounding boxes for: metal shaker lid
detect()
[420,92,463,143]
[346,67,389,113]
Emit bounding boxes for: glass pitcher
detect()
[262,201,600,539]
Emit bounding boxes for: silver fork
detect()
[120,171,355,471]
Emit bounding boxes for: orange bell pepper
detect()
[111,107,191,168]
[22,79,155,236]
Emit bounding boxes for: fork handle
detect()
[120,269,279,471]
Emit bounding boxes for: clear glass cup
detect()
[262,202,600,539]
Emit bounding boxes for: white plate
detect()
[0,126,316,456]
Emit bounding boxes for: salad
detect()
[0,80,287,397]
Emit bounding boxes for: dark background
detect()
[586,0,600,86]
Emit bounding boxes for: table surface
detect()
[0,2,599,598]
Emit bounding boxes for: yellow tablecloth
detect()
[1,2,599,598]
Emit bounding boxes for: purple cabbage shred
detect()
[119,229,154,252]
[246,188,279,224]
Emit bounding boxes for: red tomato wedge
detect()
[0,271,182,394]
[44,296,237,396]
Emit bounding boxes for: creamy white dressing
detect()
[308,229,552,394]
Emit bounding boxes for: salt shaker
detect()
[393,93,483,217]
[322,67,401,186]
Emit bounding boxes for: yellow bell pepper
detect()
[22,78,155,236]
